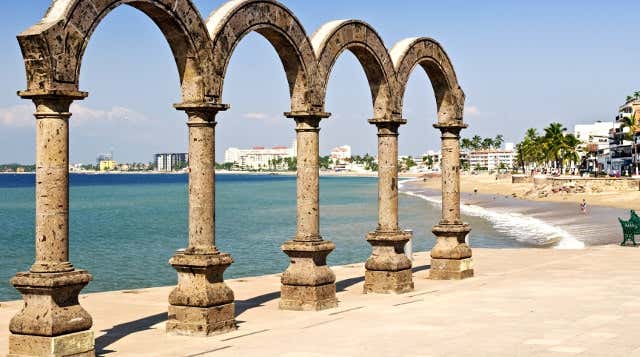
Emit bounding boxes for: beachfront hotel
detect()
[154,153,189,172]
[597,98,640,175]
[574,121,619,174]
[224,141,296,170]
[468,143,516,171]
[96,153,117,172]
[329,145,352,163]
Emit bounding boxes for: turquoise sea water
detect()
[0,174,523,301]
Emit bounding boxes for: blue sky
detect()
[0,0,638,164]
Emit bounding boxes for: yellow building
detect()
[99,160,117,171]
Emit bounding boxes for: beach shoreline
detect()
[415,173,640,211]
[0,170,421,178]
[399,178,626,248]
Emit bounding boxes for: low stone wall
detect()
[533,175,548,186]
[512,175,533,184]
[548,177,640,193]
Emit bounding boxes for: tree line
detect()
[461,135,505,151]
[515,123,580,174]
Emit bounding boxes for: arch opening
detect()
[312,20,396,120]
[391,38,464,123]
[18,0,213,102]
[206,0,318,112]
[69,5,188,293]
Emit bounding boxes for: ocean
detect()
[1,173,538,301]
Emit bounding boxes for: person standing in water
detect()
[580,199,587,215]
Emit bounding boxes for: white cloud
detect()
[70,104,148,125]
[465,105,480,116]
[0,104,148,128]
[243,112,269,120]
[0,104,33,127]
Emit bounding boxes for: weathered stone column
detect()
[280,112,337,311]
[430,122,473,280]
[364,119,413,294]
[9,91,95,357]
[167,103,236,336]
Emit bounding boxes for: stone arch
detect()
[391,37,464,123]
[17,0,214,102]
[311,20,397,119]
[206,0,319,113]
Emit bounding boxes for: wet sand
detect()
[402,181,627,247]
[419,174,640,211]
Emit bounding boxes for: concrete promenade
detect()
[1,246,639,356]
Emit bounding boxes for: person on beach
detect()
[580,199,587,215]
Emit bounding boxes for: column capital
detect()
[369,118,407,136]
[286,111,330,132]
[434,121,468,131]
[174,102,230,114]
[175,102,229,126]
[434,122,468,139]
[20,90,88,119]
[284,111,331,119]
[18,89,89,101]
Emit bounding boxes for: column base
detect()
[280,240,337,311]
[279,284,338,311]
[429,223,473,280]
[364,230,414,294]
[10,270,93,337]
[168,252,236,336]
[364,269,414,294]
[428,258,474,280]
[166,303,236,336]
[8,330,94,357]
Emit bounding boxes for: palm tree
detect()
[561,134,581,174]
[544,122,567,171]
[516,142,526,173]
[424,155,434,168]
[525,128,538,141]
[519,128,542,173]
[627,95,635,103]
[481,138,494,150]
[493,134,504,149]
[621,111,640,176]
[635,91,640,101]
[461,138,472,152]
[471,135,483,151]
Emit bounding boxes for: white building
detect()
[155,153,188,172]
[223,142,296,170]
[469,143,516,171]
[598,99,640,175]
[574,121,617,152]
[330,145,351,163]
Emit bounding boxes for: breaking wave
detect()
[398,179,585,249]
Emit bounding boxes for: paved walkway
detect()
[1,246,639,356]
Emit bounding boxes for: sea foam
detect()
[398,179,585,250]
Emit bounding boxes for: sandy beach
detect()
[400,177,629,248]
[417,174,640,211]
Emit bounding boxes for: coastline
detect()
[400,178,626,248]
[418,173,640,211]
[0,170,422,178]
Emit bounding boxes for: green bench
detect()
[619,218,637,246]
[631,210,640,226]
[619,210,640,246]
